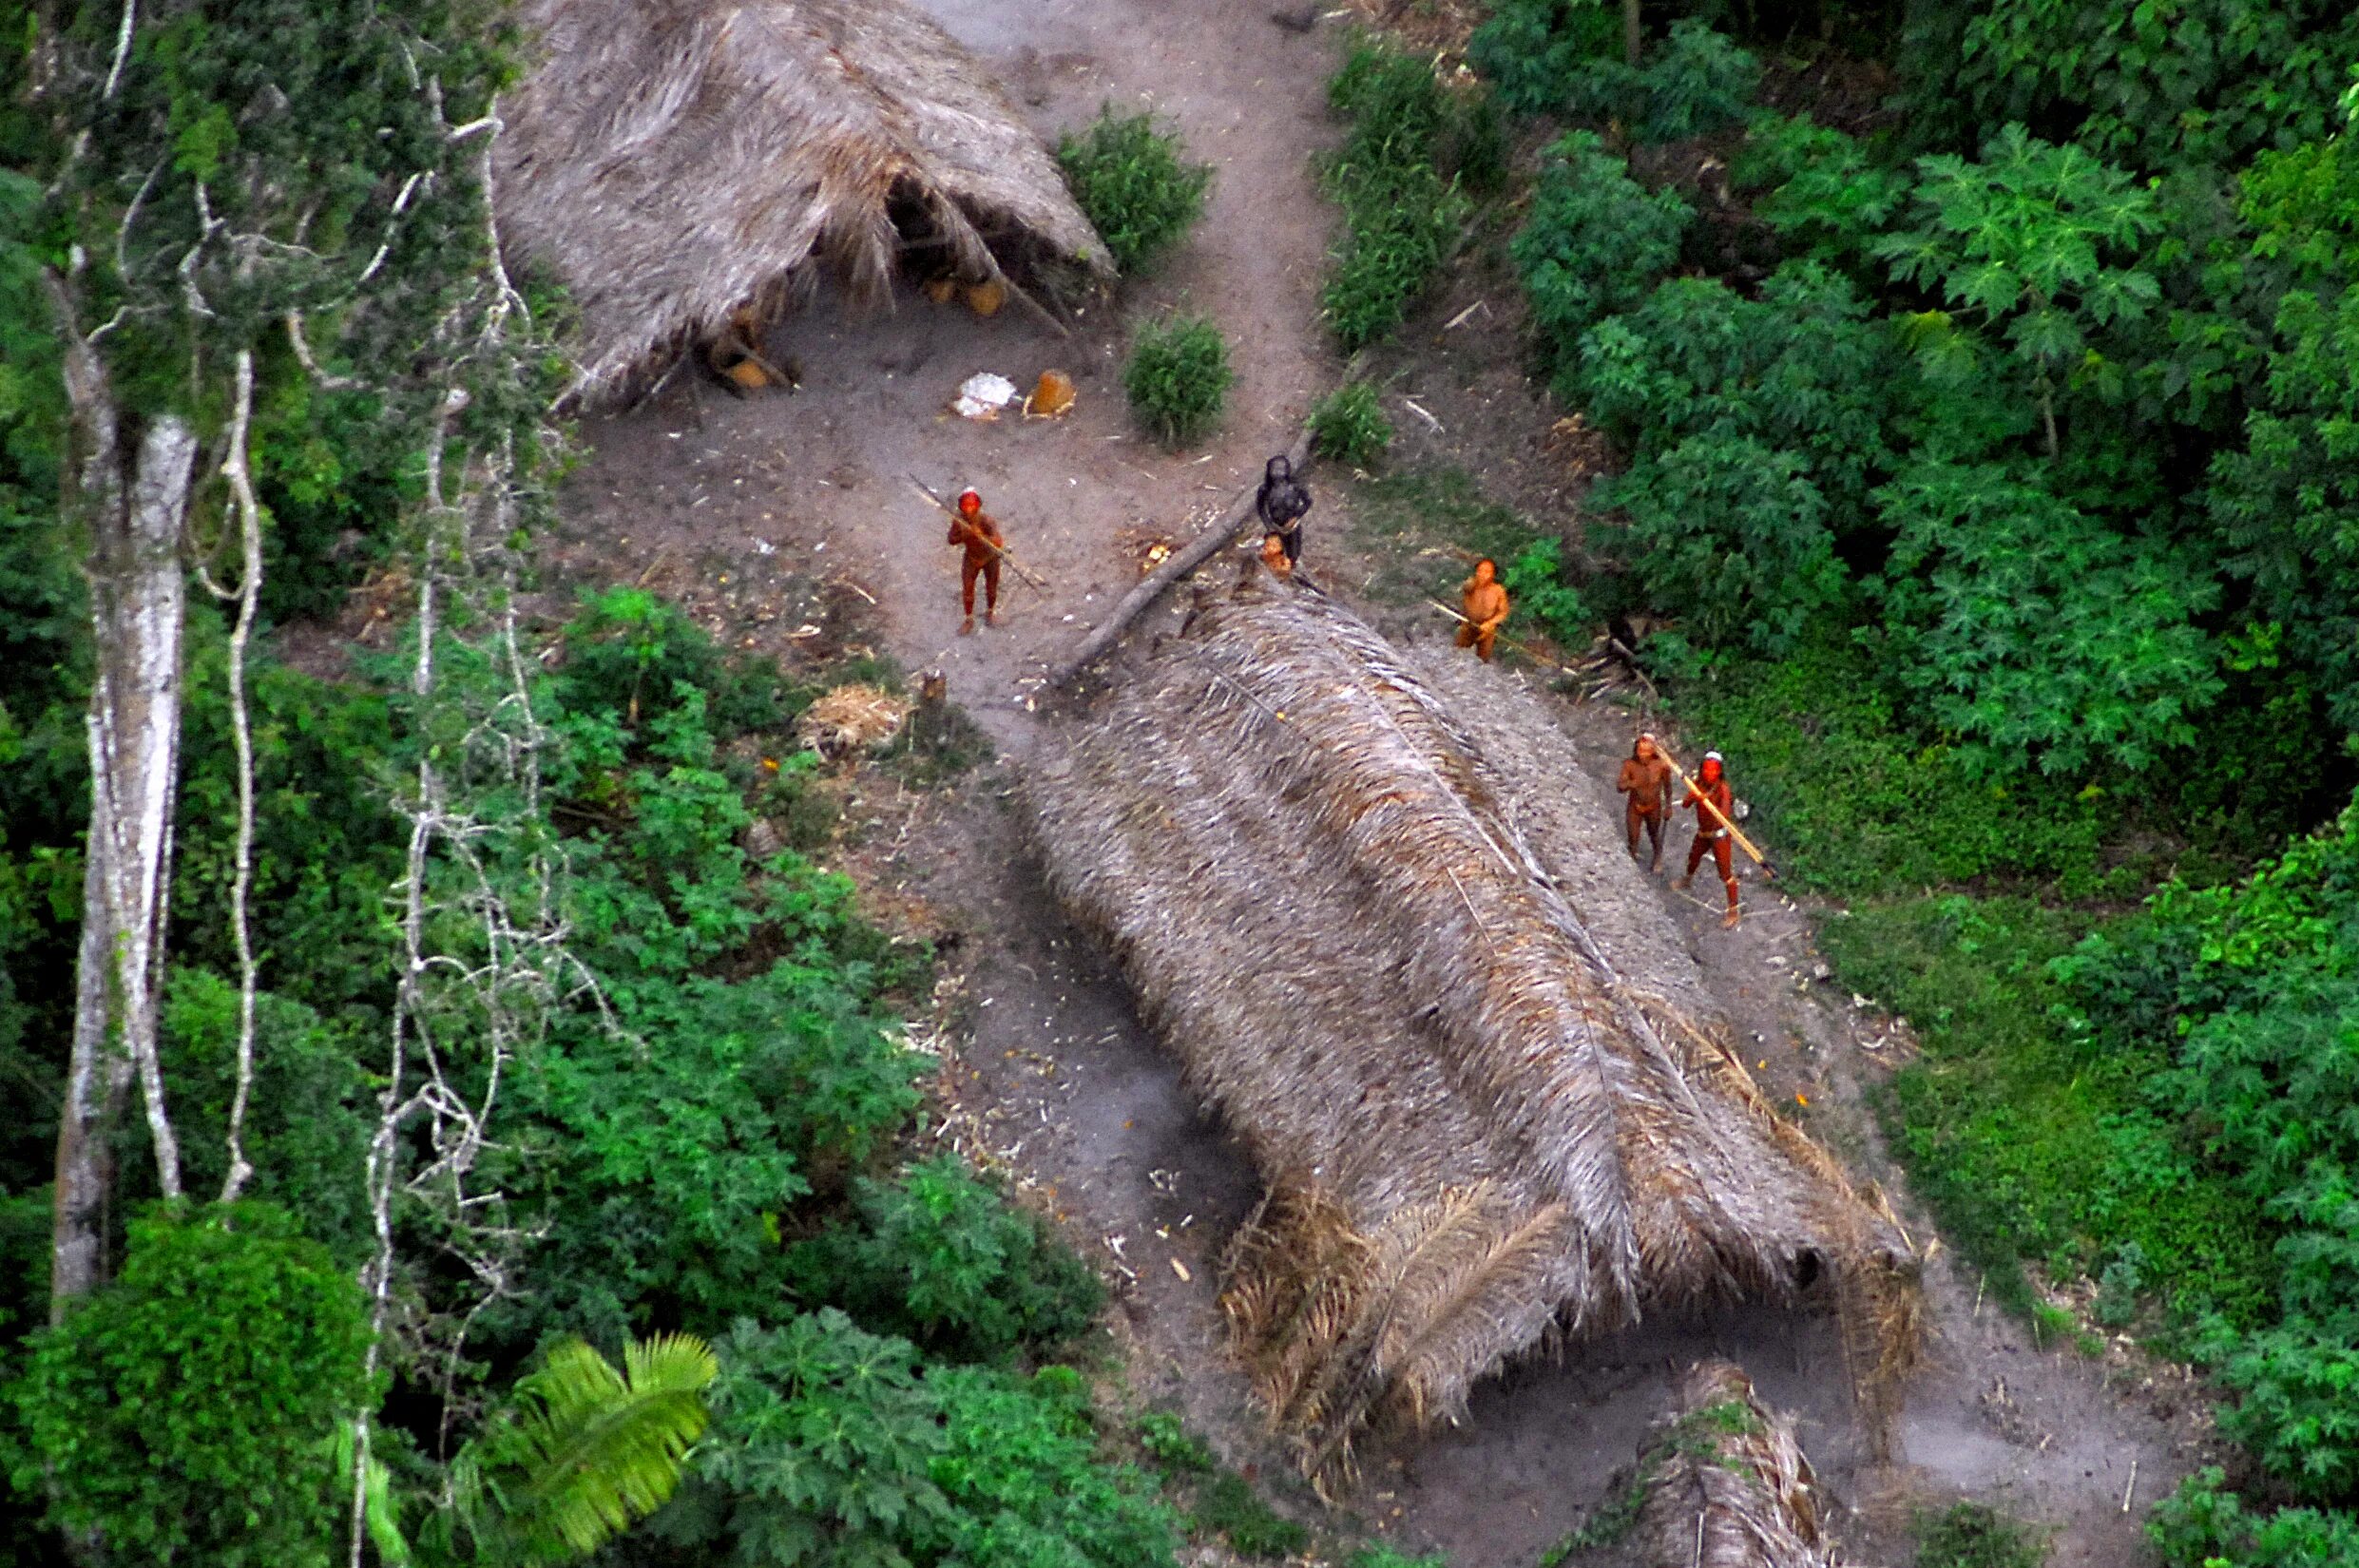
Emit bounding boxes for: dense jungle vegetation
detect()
[5,0,2359,1564]
[1436,0,2359,1558]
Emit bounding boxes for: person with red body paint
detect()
[947,488,1006,635]
[1674,750,1741,928]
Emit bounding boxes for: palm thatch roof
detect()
[495,0,1113,400]
[1633,1361,1870,1568]
[1028,569,1919,1482]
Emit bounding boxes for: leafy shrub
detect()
[1904,0,2359,174]
[1914,1501,2048,1568]
[666,1312,1179,1568]
[1513,132,1691,367]
[1872,125,2164,453]
[1558,19,1760,144]
[1056,105,1212,276]
[1124,315,1233,449]
[1869,459,2222,777]
[2149,1467,2359,1568]
[1192,1471,1309,1559]
[1597,432,1848,655]
[1467,0,1619,116]
[1321,39,1471,351]
[1568,262,1894,529]
[9,1204,376,1568]
[1136,1410,1215,1473]
[2094,1241,2147,1328]
[1309,381,1393,466]
[1735,113,1912,266]
[786,1157,1104,1363]
[1501,536,1589,649]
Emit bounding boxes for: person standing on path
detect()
[1455,559,1510,661]
[1617,732,1674,871]
[948,487,1005,635]
[1256,454,1313,567]
[1674,751,1741,928]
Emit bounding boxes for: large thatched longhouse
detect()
[1030,571,1919,1479]
[495,0,1113,401]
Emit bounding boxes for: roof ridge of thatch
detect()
[495,0,1113,401]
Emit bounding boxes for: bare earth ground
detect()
[540,3,2226,1563]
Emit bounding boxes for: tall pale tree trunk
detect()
[48,281,194,1314]
[1624,0,1642,66]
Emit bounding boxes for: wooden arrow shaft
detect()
[1427,599,1568,672]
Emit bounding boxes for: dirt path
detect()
[546,5,2218,1564]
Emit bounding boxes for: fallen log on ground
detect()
[1045,425,1311,688]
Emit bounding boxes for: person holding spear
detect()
[1673,750,1745,927]
[910,479,1047,635]
[1454,558,1511,661]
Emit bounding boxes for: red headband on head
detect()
[957,488,981,511]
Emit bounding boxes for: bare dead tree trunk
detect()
[215,351,263,1204]
[48,274,194,1315]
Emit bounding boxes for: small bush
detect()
[1468,0,1619,116]
[1913,1502,2048,1568]
[1123,314,1233,449]
[1469,5,1756,143]
[1056,105,1212,276]
[1512,131,1690,362]
[1136,1410,1214,1473]
[1309,381,1392,466]
[1500,536,1589,649]
[1192,1472,1308,1559]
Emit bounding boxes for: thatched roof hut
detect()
[1632,1361,1870,1568]
[1029,571,1918,1480]
[495,0,1114,400]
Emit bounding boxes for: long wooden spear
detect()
[907,474,1049,591]
[1659,747,1777,881]
[1426,598,1575,673]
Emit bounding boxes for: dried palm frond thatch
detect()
[1028,572,1918,1482]
[496,0,1113,401]
[796,682,910,760]
[1633,1360,1871,1568]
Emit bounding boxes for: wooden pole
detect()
[907,475,1050,591]
[1425,598,1572,673]
[1659,748,1776,880]
[1045,422,1314,688]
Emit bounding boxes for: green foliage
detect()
[664,1311,1178,1568]
[1574,264,1895,515]
[1469,6,1758,143]
[445,1335,716,1566]
[1913,1501,2048,1568]
[2149,1468,2359,1568]
[1347,1549,1448,1568]
[1468,0,1619,116]
[1190,1471,1308,1559]
[1869,460,2222,777]
[1905,0,2359,174]
[8,1204,376,1568]
[786,1157,1104,1364]
[1309,381,1393,467]
[1598,433,1848,655]
[1320,39,1473,351]
[1513,132,1692,370]
[1056,105,1213,276]
[1135,1411,1214,1474]
[1124,315,1234,449]
[1874,125,2164,446]
[1736,113,1914,265]
[1500,536,1590,650]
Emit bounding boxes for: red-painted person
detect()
[1673,750,1741,928]
[1616,732,1674,871]
[947,488,1005,635]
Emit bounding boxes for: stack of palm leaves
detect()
[1029,573,1917,1482]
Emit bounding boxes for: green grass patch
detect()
[1190,1471,1309,1559]
[1913,1501,2048,1568]
[1123,314,1233,449]
[1056,104,1212,276]
[1345,467,1551,609]
[1320,36,1476,351]
[1310,380,1393,468]
[1820,894,2273,1333]
[1134,1410,1214,1475]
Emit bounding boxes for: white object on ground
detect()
[953,372,1019,420]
